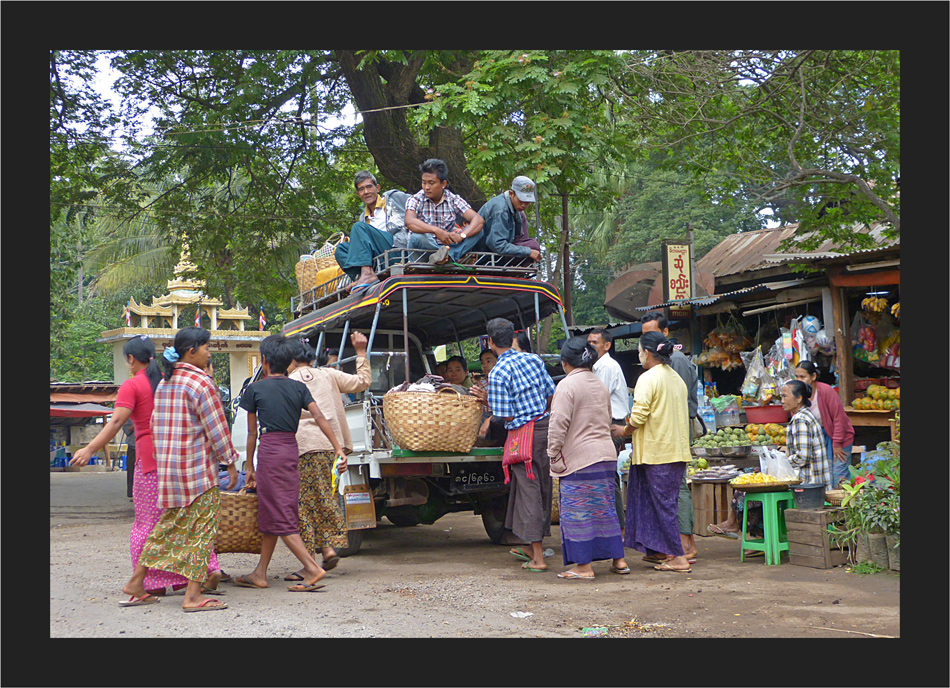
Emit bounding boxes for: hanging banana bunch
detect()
[890,301,900,319]
[861,296,889,313]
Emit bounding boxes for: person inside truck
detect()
[475,176,542,263]
[443,355,473,389]
[405,158,485,265]
[334,170,411,294]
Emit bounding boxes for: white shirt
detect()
[592,351,630,420]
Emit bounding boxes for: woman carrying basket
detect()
[232,335,347,593]
[121,328,238,611]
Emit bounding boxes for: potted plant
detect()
[831,448,899,570]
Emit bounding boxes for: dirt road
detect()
[50,471,903,641]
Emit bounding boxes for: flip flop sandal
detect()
[706,524,739,539]
[744,550,765,558]
[322,555,340,571]
[521,562,547,573]
[119,593,160,607]
[231,575,267,590]
[284,572,305,582]
[641,554,667,564]
[557,571,595,580]
[653,562,692,573]
[609,566,632,575]
[201,586,226,596]
[509,547,531,562]
[183,599,229,612]
[288,583,327,593]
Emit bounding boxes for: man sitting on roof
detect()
[335,171,411,293]
[476,176,542,264]
[405,158,485,265]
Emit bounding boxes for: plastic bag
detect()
[756,446,799,481]
[709,394,740,414]
[740,347,765,400]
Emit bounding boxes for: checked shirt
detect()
[786,407,833,488]
[405,188,472,245]
[486,349,555,430]
[151,361,238,508]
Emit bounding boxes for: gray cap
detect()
[511,175,537,203]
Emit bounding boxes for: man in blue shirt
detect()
[476,176,542,263]
[472,318,555,572]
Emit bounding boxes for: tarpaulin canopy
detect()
[50,403,114,418]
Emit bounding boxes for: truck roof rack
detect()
[292,248,540,315]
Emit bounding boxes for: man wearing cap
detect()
[476,176,542,263]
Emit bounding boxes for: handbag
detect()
[502,415,541,484]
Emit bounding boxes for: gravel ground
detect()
[48,471,925,686]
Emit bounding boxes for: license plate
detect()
[448,463,505,493]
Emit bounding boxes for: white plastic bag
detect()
[756,446,799,481]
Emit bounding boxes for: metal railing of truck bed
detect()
[291,248,542,315]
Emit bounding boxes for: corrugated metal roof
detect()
[696,222,898,276]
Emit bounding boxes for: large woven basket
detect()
[295,232,348,295]
[382,388,483,453]
[215,488,264,554]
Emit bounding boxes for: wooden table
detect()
[845,408,897,442]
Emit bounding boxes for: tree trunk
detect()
[334,51,486,209]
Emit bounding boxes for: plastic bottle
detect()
[699,404,717,434]
[696,380,706,407]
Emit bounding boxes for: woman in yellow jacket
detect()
[621,330,693,573]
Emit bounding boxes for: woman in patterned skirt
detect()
[547,337,628,580]
[284,331,372,580]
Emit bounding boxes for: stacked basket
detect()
[382,388,483,453]
[295,233,348,304]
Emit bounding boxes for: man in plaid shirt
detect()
[472,318,555,572]
[405,158,485,264]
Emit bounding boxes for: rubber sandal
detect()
[322,555,340,572]
[288,583,327,593]
[183,599,228,612]
[284,572,305,582]
[557,571,595,580]
[653,562,691,573]
[642,554,667,564]
[609,566,632,575]
[119,593,160,607]
[509,547,531,562]
[707,524,739,539]
[231,575,267,590]
[521,562,547,573]
[201,585,226,596]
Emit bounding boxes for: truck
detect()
[233,248,569,556]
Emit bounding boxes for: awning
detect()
[50,403,115,418]
[632,278,821,312]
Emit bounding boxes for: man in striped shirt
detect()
[405,158,485,265]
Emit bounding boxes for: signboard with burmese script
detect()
[662,241,693,318]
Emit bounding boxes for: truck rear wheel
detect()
[385,505,422,527]
[336,529,364,557]
[479,493,509,544]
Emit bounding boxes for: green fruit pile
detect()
[692,427,752,449]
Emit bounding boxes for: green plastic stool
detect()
[740,490,795,565]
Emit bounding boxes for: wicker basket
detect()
[382,388,483,453]
[825,488,847,506]
[215,488,264,554]
[295,232,348,295]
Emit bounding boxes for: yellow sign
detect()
[344,483,377,530]
[663,241,693,319]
